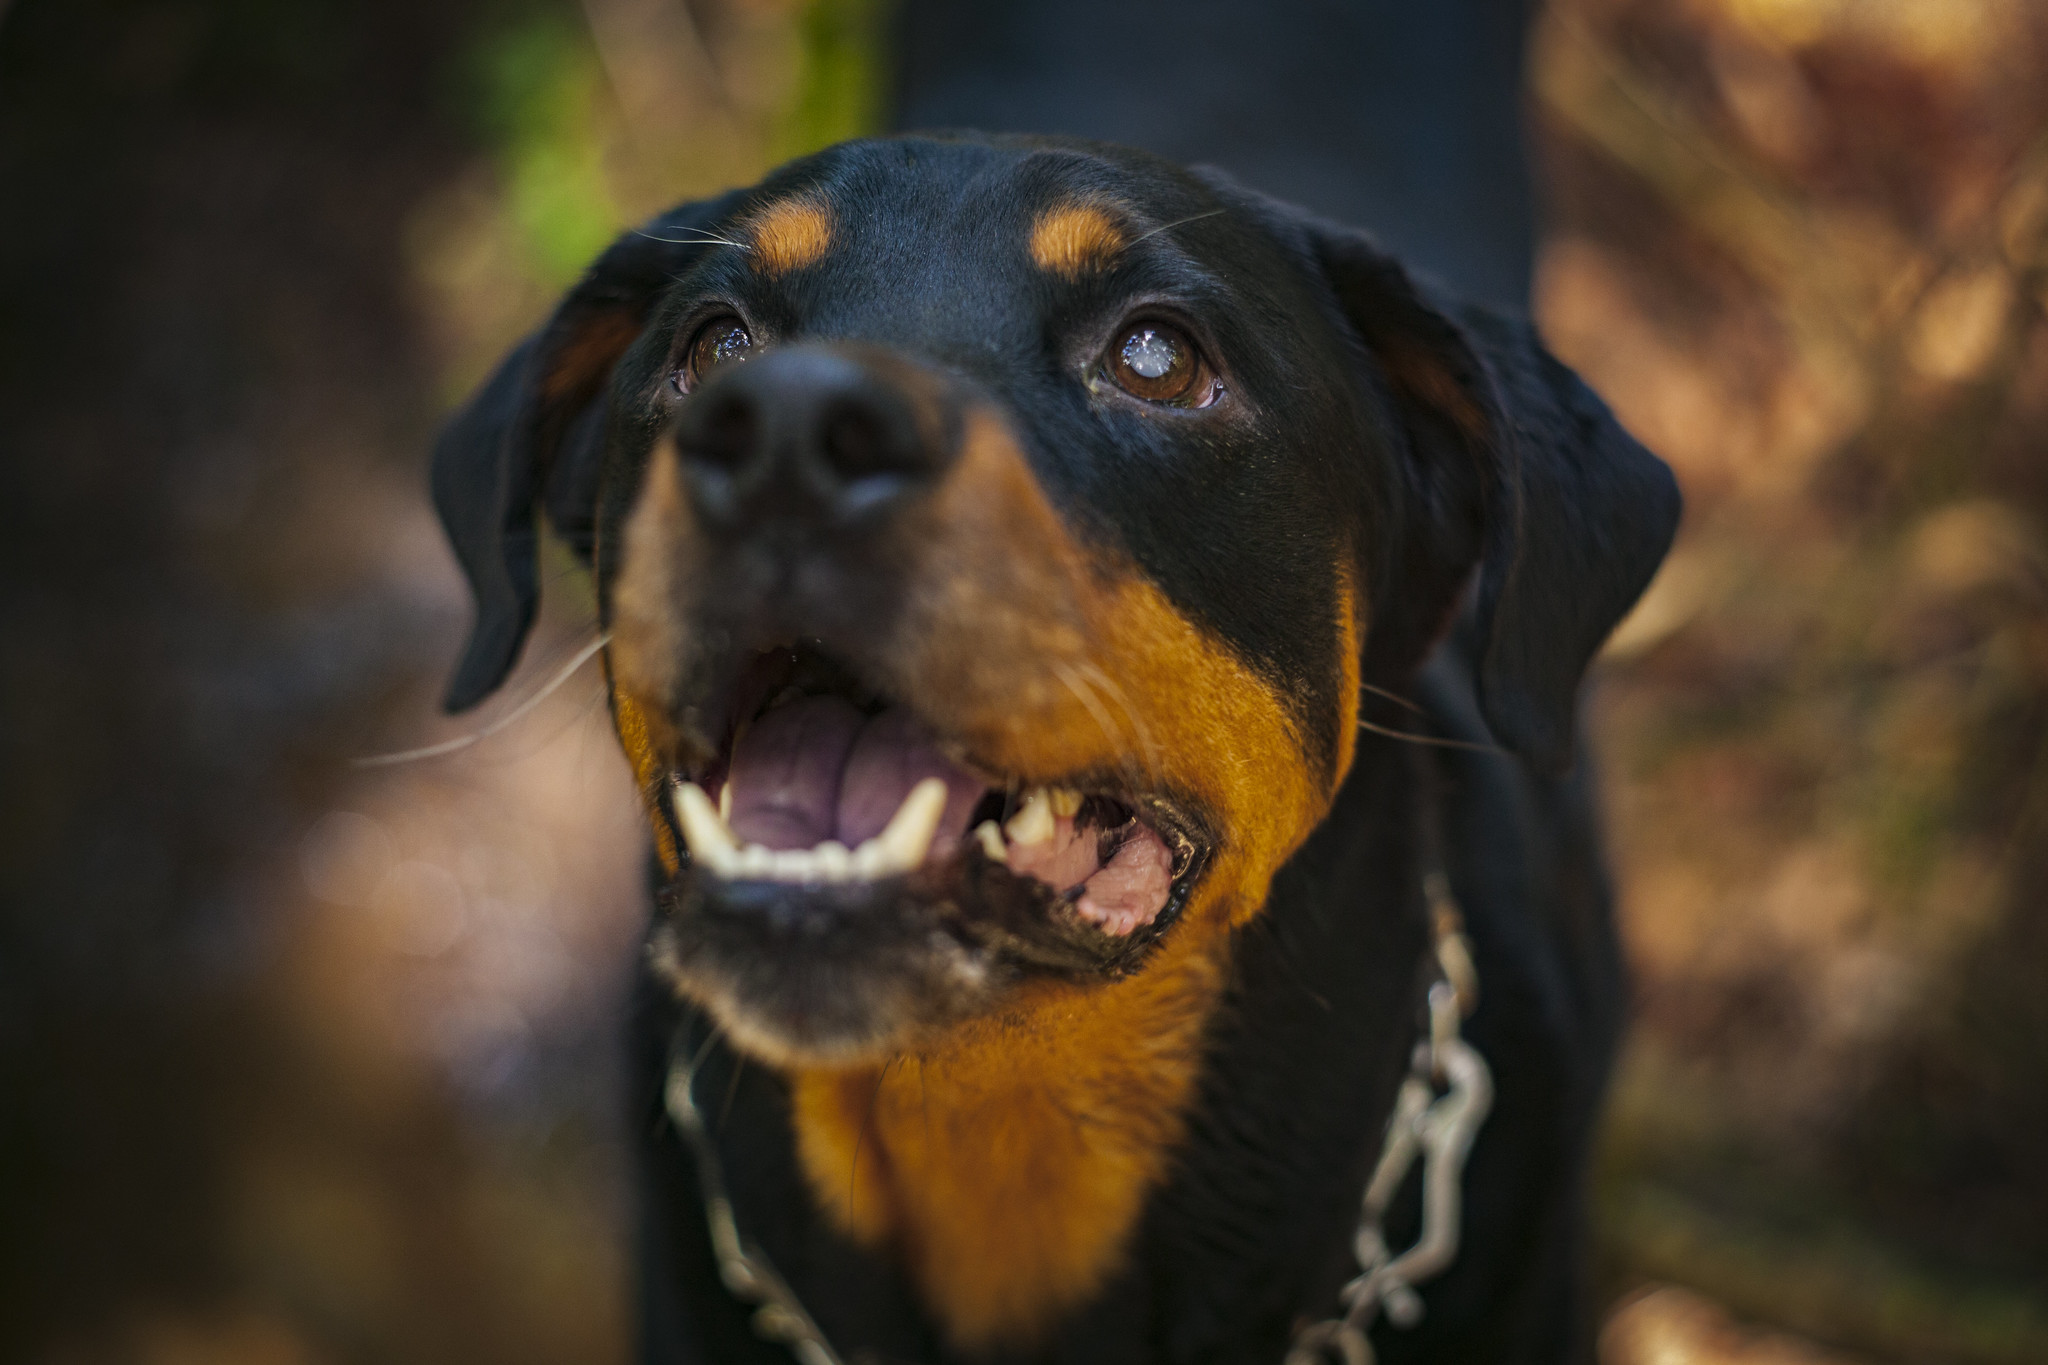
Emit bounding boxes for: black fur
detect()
[434,190,747,710]
[618,651,1628,1365]
[429,134,1678,1364]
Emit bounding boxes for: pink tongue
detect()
[1008,816,1175,937]
[1004,815,1100,893]
[835,708,983,847]
[726,700,982,852]
[722,699,1174,934]
[1076,828,1174,936]
[724,697,864,849]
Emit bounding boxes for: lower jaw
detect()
[649,876,1005,1068]
[649,834,1210,1068]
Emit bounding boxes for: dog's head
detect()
[433,134,1677,1068]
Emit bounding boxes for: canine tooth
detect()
[812,841,852,879]
[1049,787,1082,818]
[850,838,892,878]
[875,778,949,872]
[974,820,1008,864]
[673,782,741,876]
[718,782,732,821]
[1006,788,1055,846]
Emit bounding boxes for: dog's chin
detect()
[651,819,1206,1069]
[648,872,1005,1068]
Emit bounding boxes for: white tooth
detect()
[974,820,1008,864]
[876,777,950,872]
[1005,787,1054,846]
[850,838,892,878]
[673,782,741,876]
[771,848,815,881]
[1049,787,1082,818]
[718,782,732,821]
[812,841,852,880]
[737,844,774,878]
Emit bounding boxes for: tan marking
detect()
[542,308,643,403]
[1029,202,1127,278]
[550,305,686,876]
[792,918,1221,1350]
[610,682,679,875]
[1332,571,1364,787]
[786,410,1345,1347]
[606,405,1357,1347]
[609,449,704,874]
[747,195,834,275]
[1380,343,1490,445]
[891,412,1329,924]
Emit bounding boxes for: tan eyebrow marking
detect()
[746,195,834,275]
[1029,202,1127,278]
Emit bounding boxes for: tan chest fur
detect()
[788,922,1228,1352]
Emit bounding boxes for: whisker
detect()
[511,678,614,767]
[1360,681,1429,716]
[1356,715,1503,755]
[634,227,751,249]
[1127,208,1225,247]
[1075,660,1164,783]
[352,634,610,768]
[1050,659,1143,786]
[487,675,614,770]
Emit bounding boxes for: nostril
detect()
[671,349,955,530]
[819,401,903,481]
[682,392,757,475]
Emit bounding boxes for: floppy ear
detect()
[432,192,744,712]
[1309,222,1681,771]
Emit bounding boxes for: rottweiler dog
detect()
[432,133,1679,1364]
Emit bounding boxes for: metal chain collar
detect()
[1283,870,1493,1365]
[663,1046,848,1365]
[661,873,1491,1365]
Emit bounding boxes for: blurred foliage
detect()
[0,2,889,1362]
[428,0,886,296]
[770,0,889,167]
[1534,0,2048,1360]
[464,10,621,281]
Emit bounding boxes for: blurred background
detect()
[2,0,2044,1361]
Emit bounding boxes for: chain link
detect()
[662,909,1489,1365]
[663,1041,848,1365]
[1283,922,1493,1365]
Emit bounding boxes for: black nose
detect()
[673,345,958,529]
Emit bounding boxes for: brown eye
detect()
[674,315,754,393]
[1105,322,1218,406]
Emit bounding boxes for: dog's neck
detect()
[785,911,1229,1352]
[780,735,1431,1355]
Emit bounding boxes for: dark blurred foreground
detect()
[2,1,2045,1362]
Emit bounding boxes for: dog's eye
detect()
[1104,322,1219,407]
[674,315,754,394]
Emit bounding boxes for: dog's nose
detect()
[673,345,958,529]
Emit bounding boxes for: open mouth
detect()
[662,641,1206,958]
